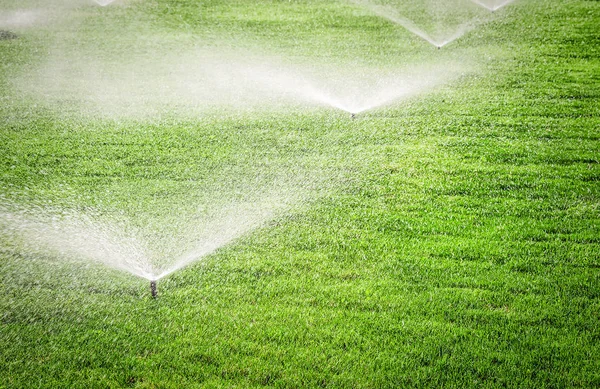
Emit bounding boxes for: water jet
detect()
[350,0,484,49]
[470,0,516,12]
[0,179,309,295]
[94,0,118,6]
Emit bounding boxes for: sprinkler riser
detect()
[150,280,157,298]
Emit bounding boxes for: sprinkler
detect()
[150,280,157,298]
[351,113,356,120]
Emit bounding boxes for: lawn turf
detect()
[0,0,599,387]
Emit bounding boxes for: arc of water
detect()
[94,0,117,6]
[152,188,297,280]
[470,0,516,12]
[350,0,482,48]
[0,173,310,283]
[0,207,156,280]
[229,57,467,114]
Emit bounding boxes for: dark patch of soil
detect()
[0,30,18,40]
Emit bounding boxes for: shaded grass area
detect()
[1,0,599,387]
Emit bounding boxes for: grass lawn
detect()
[0,0,599,387]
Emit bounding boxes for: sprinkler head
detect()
[437,46,441,50]
[150,280,157,298]
[351,113,356,120]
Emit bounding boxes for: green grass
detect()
[1,0,599,387]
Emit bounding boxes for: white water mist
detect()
[93,0,118,6]
[13,44,472,117]
[0,205,155,279]
[0,174,317,282]
[350,0,487,48]
[470,0,516,12]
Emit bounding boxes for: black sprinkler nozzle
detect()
[150,280,157,298]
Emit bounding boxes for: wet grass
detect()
[0,0,599,388]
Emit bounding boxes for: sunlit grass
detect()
[0,0,599,387]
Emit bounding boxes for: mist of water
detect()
[4,0,477,117]
[470,0,516,12]
[0,9,45,29]
[0,205,154,279]
[0,0,119,32]
[363,6,475,48]
[350,0,486,48]
[93,0,118,6]
[0,177,311,282]
[12,44,471,117]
